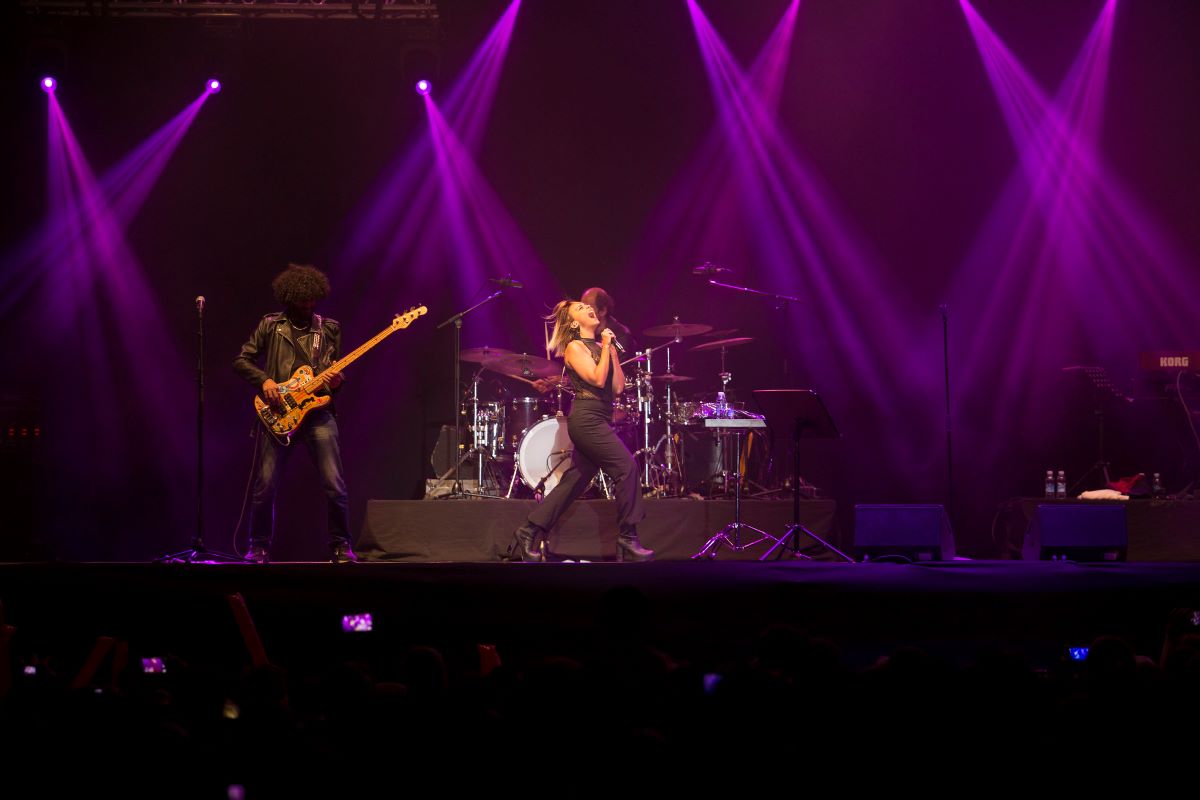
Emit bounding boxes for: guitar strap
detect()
[311,313,323,366]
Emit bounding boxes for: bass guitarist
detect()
[234,263,355,564]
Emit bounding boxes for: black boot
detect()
[616,528,654,562]
[513,524,546,563]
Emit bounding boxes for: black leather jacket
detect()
[234,312,342,401]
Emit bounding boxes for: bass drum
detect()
[517,416,574,495]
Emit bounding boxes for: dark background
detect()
[2,0,1197,561]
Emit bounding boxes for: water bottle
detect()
[1044,470,1055,498]
[1152,472,1164,497]
[1055,470,1067,499]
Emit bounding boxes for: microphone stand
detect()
[707,279,801,306]
[940,305,954,535]
[436,290,504,498]
[157,296,242,563]
[707,277,801,383]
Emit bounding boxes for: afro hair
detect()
[272,263,331,307]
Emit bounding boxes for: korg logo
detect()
[1160,356,1190,368]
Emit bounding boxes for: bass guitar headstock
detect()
[393,305,428,329]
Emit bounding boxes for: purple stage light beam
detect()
[682,0,932,477]
[2,90,212,317]
[632,0,803,281]
[423,95,554,329]
[339,0,523,275]
[687,0,909,316]
[34,93,194,475]
[951,0,1200,451]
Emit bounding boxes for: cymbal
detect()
[643,321,714,338]
[483,353,561,379]
[650,373,694,384]
[460,345,514,363]
[690,336,754,353]
[692,261,733,276]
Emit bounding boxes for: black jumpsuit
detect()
[524,338,646,537]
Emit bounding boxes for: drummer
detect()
[532,286,638,393]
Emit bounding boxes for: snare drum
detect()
[507,397,549,449]
[516,416,574,494]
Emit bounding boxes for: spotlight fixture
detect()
[41,76,57,93]
[206,78,222,94]
[415,79,431,96]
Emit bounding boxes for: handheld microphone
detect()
[603,329,625,353]
[489,277,524,289]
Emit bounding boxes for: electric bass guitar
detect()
[254,305,427,444]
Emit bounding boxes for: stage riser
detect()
[358,499,839,562]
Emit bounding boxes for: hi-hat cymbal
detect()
[460,345,514,363]
[483,353,561,379]
[650,373,694,384]
[643,321,714,338]
[690,336,754,353]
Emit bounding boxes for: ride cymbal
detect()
[483,353,561,379]
[689,336,754,353]
[642,321,714,338]
[460,346,515,363]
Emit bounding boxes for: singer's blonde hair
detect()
[545,300,582,358]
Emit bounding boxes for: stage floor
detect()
[3,560,1198,672]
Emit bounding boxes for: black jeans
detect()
[526,398,645,535]
[249,410,351,550]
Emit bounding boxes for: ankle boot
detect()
[513,524,546,563]
[616,529,654,562]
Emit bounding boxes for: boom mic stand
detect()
[157,296,243,563]
[436,290,504,498]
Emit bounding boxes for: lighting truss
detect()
[18,1,438,22]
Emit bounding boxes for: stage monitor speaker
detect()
[430,425,462,477]
[854,504,955,562]
[1028,504,1127,562]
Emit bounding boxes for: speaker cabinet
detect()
[854,504,955,562]
[1025,504,1127,562]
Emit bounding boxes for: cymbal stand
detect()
[706,344,736,496]
[435,289,505,498]
[719,346,734,407]
[436,366,506,497]
[663,342,681,491]
[642,341,684,496]
[637,350,653,488]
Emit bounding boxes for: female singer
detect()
[511,300,654,562]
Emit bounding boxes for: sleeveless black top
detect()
[565,338,613,405]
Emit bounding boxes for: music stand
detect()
[752,389,854,562]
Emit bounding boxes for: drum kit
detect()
[444,317,767,499]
